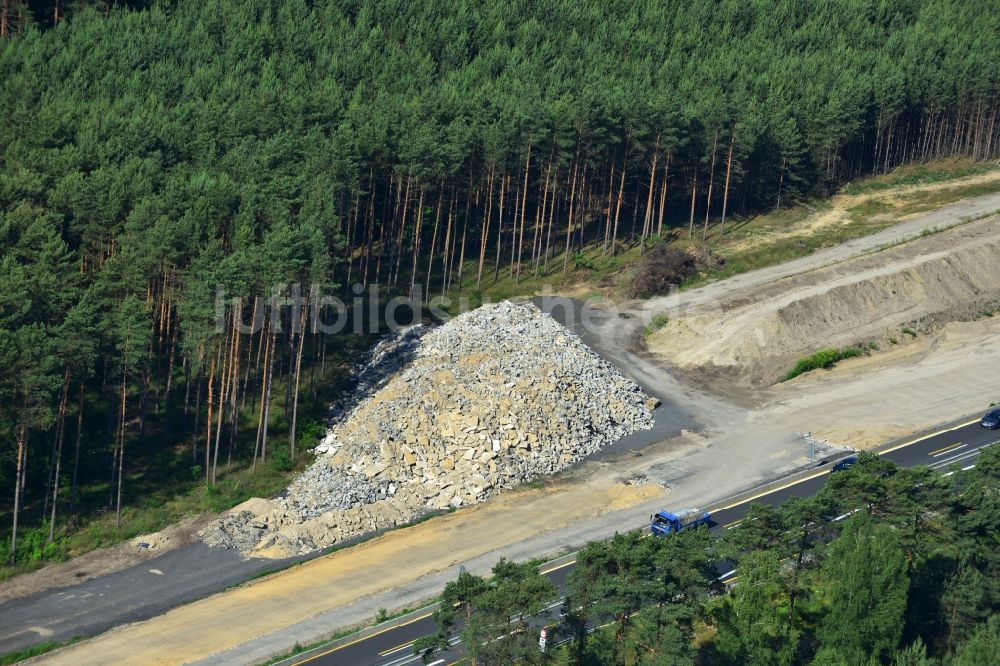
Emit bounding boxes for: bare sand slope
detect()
[766,317,1000,447]
[648,217,1000,386]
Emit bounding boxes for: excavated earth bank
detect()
[201,301,655,558]
[648,217,1000,387]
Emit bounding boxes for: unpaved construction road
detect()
[10,191,1000,665]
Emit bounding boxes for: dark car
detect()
[982,408,1000,430]
[832,455,858,472]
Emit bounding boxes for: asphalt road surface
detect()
[0,542,311,655]
[281,418,997,666]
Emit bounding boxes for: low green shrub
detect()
[573,251,597,270]
[644,313,670,337]
[269,446,294,472]
[299,419,327,444]
[782,347,863,382]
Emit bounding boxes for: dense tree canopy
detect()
[1,0,998,567]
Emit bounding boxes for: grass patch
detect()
[781,347,864,382]
[901,327,918,338]
[0,636,82,665]
[840,159,997,195]
[848,197,892,218]
[643,313,670,337]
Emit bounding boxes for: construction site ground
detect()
[11,187,1000,665]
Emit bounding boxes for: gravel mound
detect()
[202,301,655,558]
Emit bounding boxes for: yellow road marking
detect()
[377,637,416,656]
[538,559,577,576]
[929,441,963,457]
[714,469,831,513]
[294,611,433,663]
[715,419,977,514]
[723,520,742,529]
[879,418,979,455]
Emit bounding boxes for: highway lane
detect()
[282,418,997,666]
[0,542,312,656]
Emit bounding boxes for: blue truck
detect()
[650,508,711,536]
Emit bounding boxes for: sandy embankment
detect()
[649,217,1000,387]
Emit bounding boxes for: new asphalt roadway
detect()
[279,417,997,666]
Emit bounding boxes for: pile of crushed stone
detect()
[201,301,656,558]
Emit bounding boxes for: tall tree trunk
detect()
[253,320,272,472]
[657,153,670,238]
[454,170,473,291]
[10,419,27,564]
[136,347,151,441]
[494,174,508,283]
[533,160,551,276]
[438,190,454,295]
[205,348,217,484]
[636,134,660,252]
[476,166,496,290]
[183,355,191,416]
[392,174,412,287]
[515,144,531,283]
[603,160,615,256]
[215,313,237,481]
[49,369,71,542]
[242,297,259,408]
[69,382,84,513]
[191,367,202,461]
[289,306,307,461]
[611,159,626,255]
[640,136,660,254]
[577,165,589,249]
[162,323,177,415]
[703,131,719,239]
[409,184,426,294]
[259,331,277,465]
[115,350,128,527]
[688,172,698,237]
[509,180,521,278]
[425,187,444,295]
[543,169,558,274]
[720,133,736,235]
[564,157,580,274]
[42,419,59,521]
[873,112,883,172]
